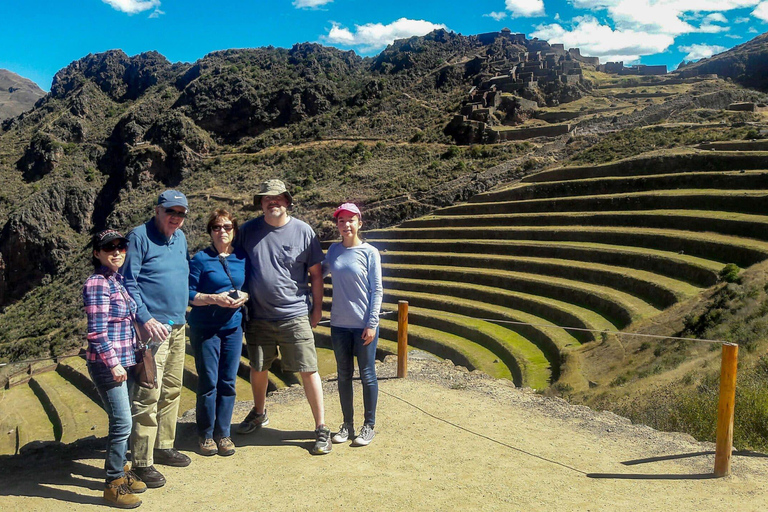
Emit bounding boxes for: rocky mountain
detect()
[0,70,45,120]
[676,30,768,90]
[0,29,764,366]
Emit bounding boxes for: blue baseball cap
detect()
[157,190,188,210]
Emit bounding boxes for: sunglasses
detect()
[211,225,234,232]
[164,208,187,218]
[101,241,128,252]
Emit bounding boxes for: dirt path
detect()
[1,357,767,511]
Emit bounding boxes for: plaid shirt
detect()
[83,267,138,368]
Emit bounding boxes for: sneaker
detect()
[217,437,236,457]
[131,466,166,489]
[199,438,218,456]
[311,425,332,455]
[153,448,191,467]
[237,408,269,434]
[123,464,147,494]
[352,424,375,446]
[332,423,354,444]
[104,476,142,509]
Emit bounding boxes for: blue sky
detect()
[1,0,767,90]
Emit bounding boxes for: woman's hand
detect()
[210,292,238,308]
[361,328,376,345]
[111,364,127,383]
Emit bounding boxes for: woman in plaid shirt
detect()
[84,229,145,509]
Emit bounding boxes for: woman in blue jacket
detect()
[188,208,248,456]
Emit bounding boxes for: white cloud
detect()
[704,13,728,23]
[324,18,448,52]
[734,16,752,22]
[505,0,545,18]
[531,15,675,63]
[569,0,760,35]
[754,2,768,21]
[101,0,161,14]
[293,0,333,9]
[148,8,164,18]
[679,43,728,60]
[484,11,508,21]
[748,26,760,32]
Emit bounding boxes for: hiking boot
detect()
[104,476,142,509]
[131,466,166,488]
[217,437,236,457]
[237,407,269,434]
[332,423,354,444]
[199,438,217,456]
[352,424,375,446]
[153,448,191,467]
[123,464,147,494]
[311,425,332,455]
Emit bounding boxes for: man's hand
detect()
[310,307,322,328]
[143,318,169,341]
[361,328,375,345]
[111,363,128,383]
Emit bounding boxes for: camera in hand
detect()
[228,289,240,299]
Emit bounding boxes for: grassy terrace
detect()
[0,384,56,455]
[370,239,721,287]
[477,171,768,202]
[379,252,699,310]
[382,263,659,327]
[402,210,768,244]
[436,189,768,216]
[367,226,768,268]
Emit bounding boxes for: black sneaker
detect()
[311,425,332,455]
[237,408,269,434]
[153,448,191,467]
[332,423,354,444]
[131,465,166,488]
[352,424,375,446]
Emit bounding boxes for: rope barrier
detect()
[379,387,588,475]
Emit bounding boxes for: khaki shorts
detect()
[245,316,318,373]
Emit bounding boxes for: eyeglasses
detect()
[164,208,187,218]
[211,225,234,232]
[101,241,128,252]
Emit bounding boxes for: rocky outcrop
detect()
[50,50,177,102]
[16,133,64,182]
[0,183,96,306]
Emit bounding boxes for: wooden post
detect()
[397,301,409,378]
[714,343,738,477]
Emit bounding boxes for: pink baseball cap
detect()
[333,202,362,218]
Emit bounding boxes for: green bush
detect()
[719,263,741,284]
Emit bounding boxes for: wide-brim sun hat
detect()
[254,179,293,205]
[333,202,362,219]
[93,229,128,249]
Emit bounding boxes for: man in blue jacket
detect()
[123,190,191,488]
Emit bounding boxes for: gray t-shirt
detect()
[238,216,324,321]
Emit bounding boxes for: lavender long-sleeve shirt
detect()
[324,242,383,330]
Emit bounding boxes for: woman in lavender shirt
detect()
[324,203,383,447]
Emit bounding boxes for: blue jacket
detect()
[123,218,189,325]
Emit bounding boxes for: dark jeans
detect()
[88,362,133,482]
[330,326,379,426]
[190,325,242,439]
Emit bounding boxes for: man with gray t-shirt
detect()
[236,179,331,454]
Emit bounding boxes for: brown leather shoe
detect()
[123,464,147,494]
[153,448,191,467]
[131,466,166,488]
[217,437,235,457]
[104,476,142,509]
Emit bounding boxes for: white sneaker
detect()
[332,423,354,444]
[352,424,375,446]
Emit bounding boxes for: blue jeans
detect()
[190,325,242,439]
[331,326,379,426]
[88,362,133,482]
